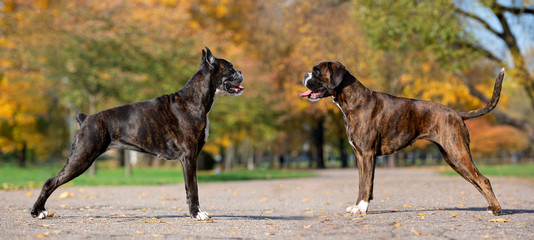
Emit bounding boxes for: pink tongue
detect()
[299,90,312,97]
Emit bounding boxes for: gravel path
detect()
[1,168,533,239]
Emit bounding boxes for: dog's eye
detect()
[313,69,321,77]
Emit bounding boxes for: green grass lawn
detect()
[441,164,534,178]
[0,165,316,190]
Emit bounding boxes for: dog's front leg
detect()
[180,156,210,220]
[347,151,376,215]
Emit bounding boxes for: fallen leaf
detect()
[301,198,309,203]
[303,225,312,229]
[417,213,425,216]
[421,216,426,220]
[161,198,176,201]
[25,192,32,197]
[265,232,275,236]
[330,226,339,229]
[47,212,55,218]
[233,191,239,196]
[353,217,364,221]
[411,228,421,236]
[35,234,45,238]
[265,210,274,213]
[136,231,145,234]
[58,192,75,199]
[264,218,272,221]
[488,218,511,223]
[403,205,413,208]
[394,221,403,227]
[261,198,268,202]
[230,231,237,234]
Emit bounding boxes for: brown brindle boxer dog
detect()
[31,47,244,220]
[300,61,503,215]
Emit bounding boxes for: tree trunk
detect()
[17,143,27,167]
[312,117,326,169]
[88,94,97,177]
[339,137,348,168]
[224,144,235,171]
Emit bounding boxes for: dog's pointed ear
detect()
[200,47,216,71]
[330,62,346,89]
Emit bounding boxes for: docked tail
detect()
[459,69,505,120]
[76,113,87,126]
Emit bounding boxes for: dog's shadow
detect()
[80,214,309,221]
[371,207,534,216]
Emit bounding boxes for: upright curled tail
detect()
[459,69,505,120]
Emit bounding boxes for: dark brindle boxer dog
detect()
[300,61,503,215]
[31,47,244,220]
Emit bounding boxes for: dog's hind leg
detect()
[434,138,501,215]
[346,151,376,215]
[31,125,109,219]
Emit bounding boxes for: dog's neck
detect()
[172,71,218,115]
[332,71,372,113]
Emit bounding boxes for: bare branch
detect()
[453,6,502,38]
[452,41,503,64]
[497,3,534,15]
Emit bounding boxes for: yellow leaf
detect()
[303,225,311,229]
[394,221,403,227]
[58,192,74,199]
[25,192,32,197]
[411,228,421,236]
[403,205,413,208]
[47,212,55,218]
[421,216,426,220]
[136,231,145,234]
[488,218,511,223]
[230,231,237,234]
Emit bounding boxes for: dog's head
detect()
[200,47,244,96]
[299,61,347,102]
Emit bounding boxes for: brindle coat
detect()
[300,62,503,215]
[31,47,244,220]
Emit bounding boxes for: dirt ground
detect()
[1,168,533,239]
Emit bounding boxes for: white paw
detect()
[37,211,49,219]
[193,209,210,221]
[346,201,368,215]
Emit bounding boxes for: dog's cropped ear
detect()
[329,62,346,89]
[200,47,217,71]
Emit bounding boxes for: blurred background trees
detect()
[1,0,532,170]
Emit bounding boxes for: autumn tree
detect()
[354,0,534,148]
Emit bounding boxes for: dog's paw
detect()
[345,201,368,215]
[487,206,501,216]
[192,209,210,221]
[35,210,49,219]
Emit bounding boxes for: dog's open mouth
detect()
[228,84,245,94]
[299,89,323,100]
